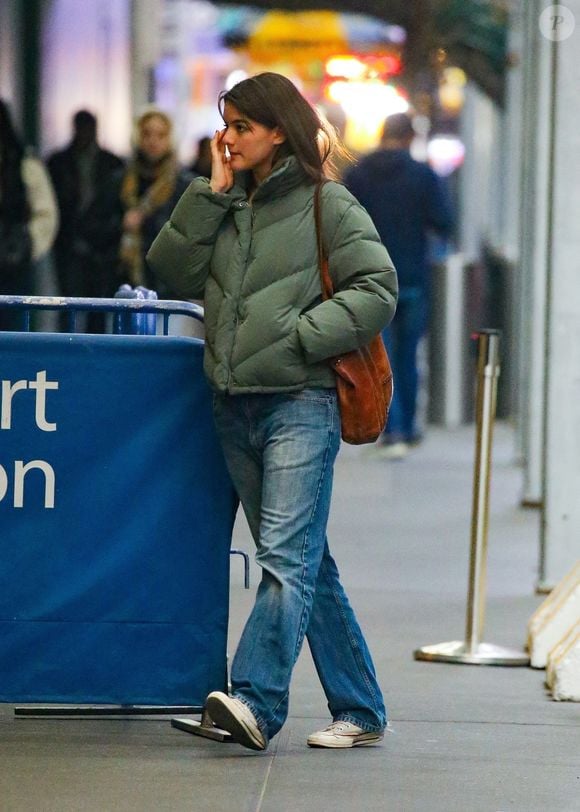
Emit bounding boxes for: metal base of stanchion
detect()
[15,705,202,719]
[535,580,555,595]
[413,640,530,666]
[520,498,543,510]
[171,708,233,742]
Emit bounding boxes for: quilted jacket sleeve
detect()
[297,184,398,364]
[146,177,234,299]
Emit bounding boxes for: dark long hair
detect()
[219,72,349,183]
[0,99,28,222]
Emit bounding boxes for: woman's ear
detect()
[273,127,286,146]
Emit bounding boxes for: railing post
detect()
[414,330,530,666]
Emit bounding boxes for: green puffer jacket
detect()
[147,156,397,394]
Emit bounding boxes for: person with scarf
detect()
[82,109,192,326]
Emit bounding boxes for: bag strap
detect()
[313,182,333,301]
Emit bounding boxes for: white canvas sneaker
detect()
[205,691,267,751]
[307,720,384,749]
[367,441,409,460]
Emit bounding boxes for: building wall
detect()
[0,0,22,121]
[40,0,132,156]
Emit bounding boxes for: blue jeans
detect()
[382,287,428,442]
[212,389,386,741]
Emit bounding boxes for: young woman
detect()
[147,72,398,751]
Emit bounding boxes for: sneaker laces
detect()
[323,721,357,734]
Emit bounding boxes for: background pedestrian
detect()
[47,110,123,321]
[345,112,454,458]
[189,135,211,178]
[83,108,192,314]
[0,98,58,330]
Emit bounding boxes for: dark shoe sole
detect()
[206,694,266,751]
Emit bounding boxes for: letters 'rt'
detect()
[1,371,59,432]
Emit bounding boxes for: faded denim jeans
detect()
[212,389,387,742]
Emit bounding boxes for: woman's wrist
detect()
[209,180,230,194]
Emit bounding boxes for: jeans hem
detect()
[334,713,386,734]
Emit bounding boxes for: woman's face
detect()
[138,115,171,161]
[221,102,285,182]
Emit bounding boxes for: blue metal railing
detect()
[0,294,204,334]
[0,292,251,589]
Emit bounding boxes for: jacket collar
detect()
[231,156,309,204]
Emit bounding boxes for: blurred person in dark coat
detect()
[0,98,58,330]
[189,135,211,178]
[47,110,123,314]
[345,112,454,458]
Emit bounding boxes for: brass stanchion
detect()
[414,330,530,666]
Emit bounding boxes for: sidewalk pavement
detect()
[1,423,578,812]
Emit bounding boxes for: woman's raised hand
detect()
[209,129,234,194]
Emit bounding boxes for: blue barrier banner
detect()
[0,333,236,705]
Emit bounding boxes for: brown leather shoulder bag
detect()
[314,183,393,445]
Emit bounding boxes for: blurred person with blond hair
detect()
[83,109,192,314]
